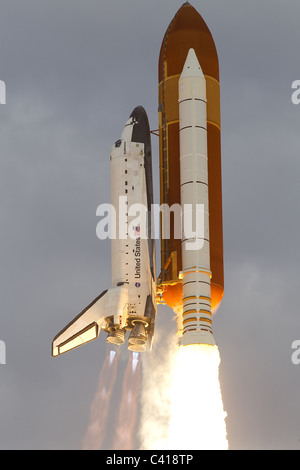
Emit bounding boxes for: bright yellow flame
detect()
[167,344,228,450]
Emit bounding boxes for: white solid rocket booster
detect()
[179,48,215,347]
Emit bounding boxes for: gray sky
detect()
[1,0,300,450]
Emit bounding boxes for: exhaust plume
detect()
[138,323,228,449]
[82,346,119,450]
[112,352,141,450]
[167,344,228,450]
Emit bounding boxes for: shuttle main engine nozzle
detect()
[106,327,126,345]
[128,322,147,352]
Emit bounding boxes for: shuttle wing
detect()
[52,289,108,356]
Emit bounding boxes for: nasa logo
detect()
[135,282,141,288]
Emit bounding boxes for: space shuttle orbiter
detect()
[52,106,156,356]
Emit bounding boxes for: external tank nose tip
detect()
[159,2,219,83]
[179,2,197,13]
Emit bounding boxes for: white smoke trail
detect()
[82,346,119,450]
[111,352,141,450]
[138,326,177,450]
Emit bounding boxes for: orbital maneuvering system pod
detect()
[52,3,223,357]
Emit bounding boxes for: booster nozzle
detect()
[180,330,216,348]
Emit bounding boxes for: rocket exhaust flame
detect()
[139,329,228,450]
[167,344,228,450]
[111,352,141,450]
[82,346,119,450]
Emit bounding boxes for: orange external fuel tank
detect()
[158,2,224,314]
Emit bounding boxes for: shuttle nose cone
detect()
[129,106,150,144]
[130,105,147,121]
